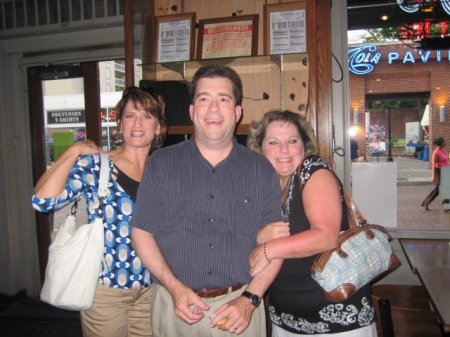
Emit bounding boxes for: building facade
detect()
[349,43,450,160]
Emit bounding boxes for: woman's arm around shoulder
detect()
[34,140,102,198]
[251,167,341,269]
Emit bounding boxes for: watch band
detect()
[241,290,262,307]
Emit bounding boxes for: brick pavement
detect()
[395,156,449,230]
[398,184,450,230]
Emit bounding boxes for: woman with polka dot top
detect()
[32,87,167,337]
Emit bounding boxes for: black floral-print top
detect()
[268,155,375,334]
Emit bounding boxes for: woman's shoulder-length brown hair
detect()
[115,86,168,150]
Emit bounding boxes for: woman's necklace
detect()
[281,173,296,221]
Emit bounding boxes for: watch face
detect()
[242,291,261,307]
[251,295,261,306]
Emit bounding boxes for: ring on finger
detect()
[217,316,229,330]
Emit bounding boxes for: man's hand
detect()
[256,221,289,245]
[210,296,255,335]
[171,285,210,324]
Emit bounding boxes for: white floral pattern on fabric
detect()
[270,306,331,333]
[269,297,374,334]
[282,157,331,221]
[299,156,344,202]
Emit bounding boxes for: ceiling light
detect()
[380,14,389,21]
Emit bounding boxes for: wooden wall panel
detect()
[147,0,299,62]
[135,0,332,162]
[153,0,183,15]
[184,0,265,55]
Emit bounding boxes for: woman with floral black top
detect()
[247,110,376,337]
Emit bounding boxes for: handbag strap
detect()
[67,153,109,217]
[296,157,368,229]
[98,153,110,199]
[97,153,110,275]
[342,189,368,228]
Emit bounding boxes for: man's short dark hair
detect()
[190,64,243,106]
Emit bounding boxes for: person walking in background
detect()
[131,64,286,337]
[32,87,167,337]
[421,137,449,210]
[350,136,359,161]
[247,110,376,337]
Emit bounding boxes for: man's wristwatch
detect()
[241,290,262,307]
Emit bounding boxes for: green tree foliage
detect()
[362,27,398,42]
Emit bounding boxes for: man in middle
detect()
[131,64,287,337]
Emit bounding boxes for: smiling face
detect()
[189,77,242,150]
[120,101,161,150]
[261,120,304,180]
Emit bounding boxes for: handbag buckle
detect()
[70,198,80,216]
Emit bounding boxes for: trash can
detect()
[422,146,429,161]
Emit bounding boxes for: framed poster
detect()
[264,2,307,55]
[153,13,196,63]
[197,15,259,59]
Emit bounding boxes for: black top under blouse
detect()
[268,155,375,334]
[113,165,139,201]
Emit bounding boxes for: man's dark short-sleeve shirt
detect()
[131,137,282,289]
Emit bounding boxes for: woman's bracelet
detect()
[263,242,272,264]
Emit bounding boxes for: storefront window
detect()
[42,59,141,168]
[348,40,450,231]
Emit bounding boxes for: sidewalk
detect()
[392,157,449,230]
[396,156,432,186]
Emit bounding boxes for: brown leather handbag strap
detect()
[343,189,368,228]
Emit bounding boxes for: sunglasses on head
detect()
[122,86,160,99]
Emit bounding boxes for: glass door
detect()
[43,77,88,166]
[28,62,101,280]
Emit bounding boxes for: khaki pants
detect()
[152,284,266,337]
[81,284,153,337]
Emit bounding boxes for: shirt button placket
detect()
[208,167,217,280]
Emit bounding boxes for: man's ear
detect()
[235,105,243,124]
[189,104,194,121]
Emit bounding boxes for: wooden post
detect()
[307,0,333,164]
[124,0,134,87]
